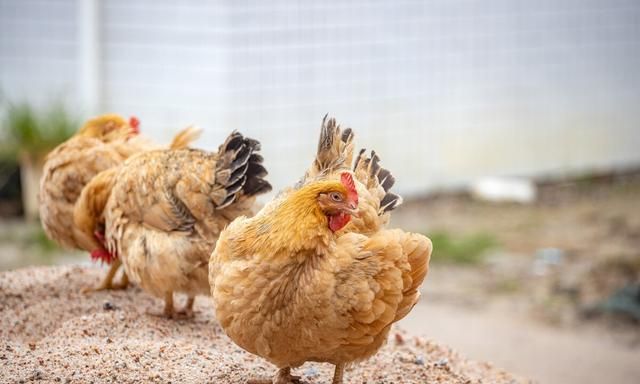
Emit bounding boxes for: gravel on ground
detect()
[0,266,528,383]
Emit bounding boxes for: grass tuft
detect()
[427,230,498,264]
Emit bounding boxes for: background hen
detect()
[39,114,145,252]
[40,114,200,291]
[104,131,271,318]
[71,125,202,291]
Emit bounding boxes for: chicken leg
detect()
[332,363,345,384]
[175,295,196,318]
[247,367,300,384]
[145,291,176,318]
[81,259,129,293]
[147,292,197,319]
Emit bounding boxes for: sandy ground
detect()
[403,300,640,384]
[390,177,640,384]
[0,266,526,384]
[2,175,638,383]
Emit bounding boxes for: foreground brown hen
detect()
[102,131,271,318]
[209,117,432,384]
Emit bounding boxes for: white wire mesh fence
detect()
[2,0,639,194]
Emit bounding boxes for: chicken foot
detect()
[247,367,300,384]
[147,292,196,319]
[175,296,195,318]
[146,292,176,318]
[81,259,129,293]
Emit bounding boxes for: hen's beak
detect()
[344,201,360,218]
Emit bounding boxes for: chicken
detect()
[73,167,127,290]
[100,131,271,318]
[209,116,432,384]
[39,114,144,252]
[40,113,200,292]
[73,125,202,292]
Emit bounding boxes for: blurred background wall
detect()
[1,0,639,194]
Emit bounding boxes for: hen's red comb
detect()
[129,116,140,134]
[340,172,358,204]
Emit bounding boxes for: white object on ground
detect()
[470,177,537,203]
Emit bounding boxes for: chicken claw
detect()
[247,367,300,384]
[81,260,129,293]
[174,296,196,318]
[146,292,196,319]
[146,292,177,318]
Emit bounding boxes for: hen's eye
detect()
[330,192,343,202]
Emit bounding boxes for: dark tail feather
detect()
[341,128,354,147]
[353,148,366,172]
[377,168,395,193]
[354,149,402,214]
[214,131,272,209]
[243,140,271,196]
[380,192,402,213]
[310,115,354,178]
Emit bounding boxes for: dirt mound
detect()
[0,266,526,383]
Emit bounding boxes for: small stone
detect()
[415,355,425,365]
[32,370,44,380]
[436,358,449,367]
[103,301,115,311]
[304,366,319,377]
[394,333,405,345]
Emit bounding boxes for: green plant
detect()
[427,230,498,264]
[491,277,522,294]
[27,227,60,254]
[0,222,61,255]
[2,101,77,156]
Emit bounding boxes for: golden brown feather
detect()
[104,131,271,318]
[41,114,200,292]
[209,117,431,384]
[39,114,147,251]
